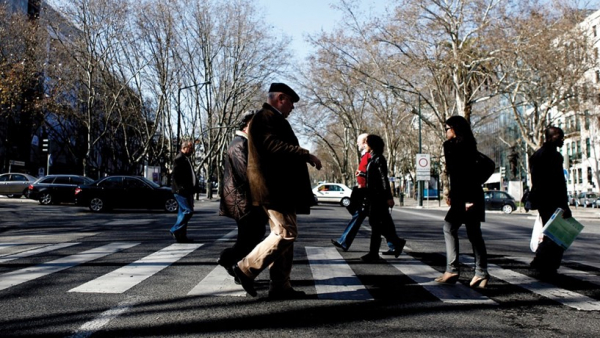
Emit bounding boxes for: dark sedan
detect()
[28,174,94,205]
[74,175,178,212]
[484,190,516,214]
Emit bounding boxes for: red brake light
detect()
[75,188,82,195]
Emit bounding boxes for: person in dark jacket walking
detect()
[218,112,268,276]
[435,116,489,288]
[232,83,322,299]
[529,126,572,275]
[170,140,198,243]
[360,134,406,262]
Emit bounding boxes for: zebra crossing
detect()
[0,239,599,311]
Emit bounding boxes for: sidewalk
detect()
[394,195,599,220]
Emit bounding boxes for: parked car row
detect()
[1,172,178,213]
[568,191,600,208]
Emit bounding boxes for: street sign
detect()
[416,154,430,181]
[9,160,25,166]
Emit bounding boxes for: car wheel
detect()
[89,197,105,212]
[340,197,351,207]
[164,198,178,212]
[502,204,514,214]
[39,192,53,205]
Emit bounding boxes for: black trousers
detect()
[219,208,268,266]
[533,206,565,271]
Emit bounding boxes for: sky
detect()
[255,0,387,61]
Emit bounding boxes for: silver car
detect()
[0,173,37,198]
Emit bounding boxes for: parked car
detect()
[483,190,516,214]
[74,175,178,212]
[568,193,577,206]
[27,174,94,205]
[312,183,353,207]
[577,191,598,208]
[0,173,37,198]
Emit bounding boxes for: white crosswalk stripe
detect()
[188,265,246,297]
[392,251,496,305]
[1,237,600,311]
[0,242,80,263]
[70,243,203,294]
[461,255,600,311]
[0,242,139,292]
[306,246,373,300]
[508,256,600,287]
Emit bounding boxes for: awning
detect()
[485,173,501,184]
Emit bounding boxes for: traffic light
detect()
[500,167,506,177]
[42,138,49,153]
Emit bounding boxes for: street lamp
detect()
[383,84,423,206]
[177,80,211,150]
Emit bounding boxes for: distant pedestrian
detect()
[360,134,406,262]
[435,116,490,288]
[331,133,395,254]
[232,82,322,299]
[218,112,268,277]
[170,140,199,243]
[528,126,572,276]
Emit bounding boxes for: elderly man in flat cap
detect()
[232,82,322,299]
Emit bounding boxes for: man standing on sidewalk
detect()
[232,83,322,299]
[529,126,572,276]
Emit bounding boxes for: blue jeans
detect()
[170,193,194,236]
[337,207,395,251]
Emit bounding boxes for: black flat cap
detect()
[269,82,299,102]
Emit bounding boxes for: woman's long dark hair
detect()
[366,134,385,155]
[445,115,476,147]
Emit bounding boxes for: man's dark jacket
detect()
[220,131,253,221]
[171,152,196,196]
[529,142,569,212]
[246,103,314,214]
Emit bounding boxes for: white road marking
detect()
[506,256,600,287]
[306,246,373,300]
[188,264,246,297]
[216,228,238,242]
[462,255,600,311]
[391,253,496,305]
[67,296,143,338]
[0,242,139,292]
[0,242,80,263]
[70,243,202,294]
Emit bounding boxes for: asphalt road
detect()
[1,196,600,337]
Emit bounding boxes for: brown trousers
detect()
[237,208,297,290]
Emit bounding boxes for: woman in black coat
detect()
[435,116,489,288]
[361,134,406,262]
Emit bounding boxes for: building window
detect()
[594,25,598,37]
[576,117,581,131]
[577,140,581,158]
[586,138,591,158]
[578,168,583,184]
[572,169,576,184]
[585,111,590,130]
[596,70,600,83]
[571,142,576,158]
[588,167,593,184]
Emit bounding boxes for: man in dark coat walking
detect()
[170,140,198,243]
[218,112,268,276]
[232,83,322,299]
[529,126,572,275]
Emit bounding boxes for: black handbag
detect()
[346,187,367,215]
